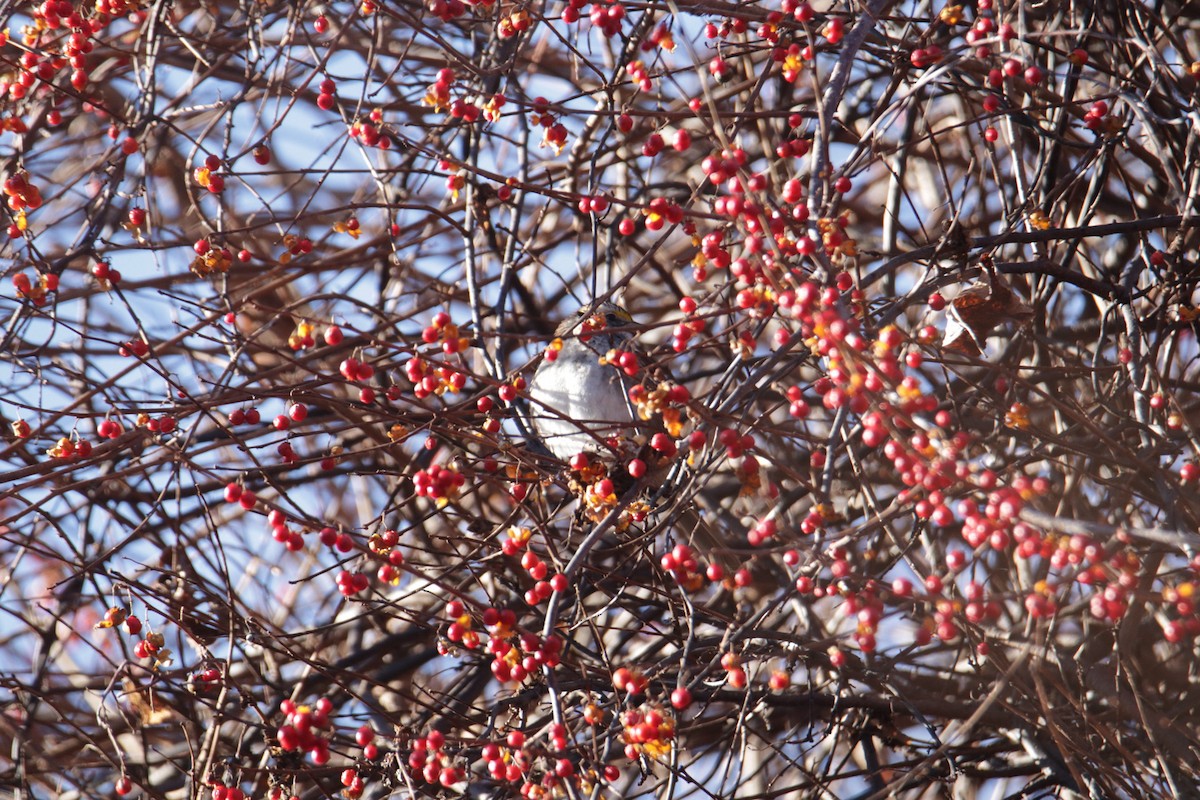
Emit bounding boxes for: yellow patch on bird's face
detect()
[577,304,633,340]
[586,305,632,330]
[607,306,633,323]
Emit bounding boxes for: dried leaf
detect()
[124,679,176,725]
[943,257,1033,355]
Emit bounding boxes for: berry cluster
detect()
[276,698,335,763]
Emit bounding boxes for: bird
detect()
[526,302,750,580]
[526,301,647,463]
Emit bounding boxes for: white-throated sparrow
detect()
[527,302,646,462]
[527,303,746,578]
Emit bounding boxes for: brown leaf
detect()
[123,679,177,725]
[943,257,1033,354]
